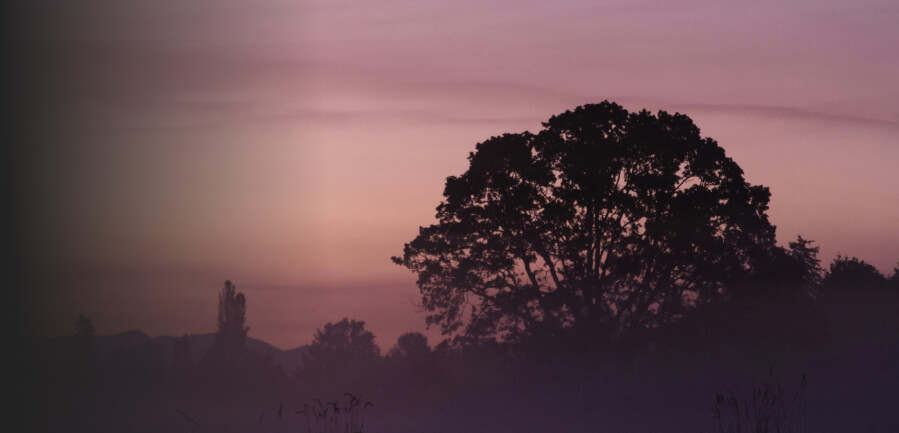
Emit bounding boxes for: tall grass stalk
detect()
[712,367,808,433]
[296,393,372,433]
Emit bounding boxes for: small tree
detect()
[75,314,95,337]
[704,236,827,346]
[731,235,822,302]
[821,255,888,293]
[891,264,899,289]
[300,318,379,380]
[789,236,822,294]
[385,332,439,390]
[217,280,249,346]
[388,332,431,360]
[203,280,249,369]
[73,314,97,365]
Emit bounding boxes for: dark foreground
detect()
[22,296,899,433]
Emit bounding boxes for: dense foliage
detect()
[394,101,783,344]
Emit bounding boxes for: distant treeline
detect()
[28,256,899,389]
[22,253,899,432]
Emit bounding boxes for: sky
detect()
[13,0,899,349]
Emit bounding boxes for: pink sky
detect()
[19,0,899,349]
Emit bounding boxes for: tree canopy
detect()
[394,101,781,345]
[821,255,890,293]
[388,332,431,360]
[301,318,380,376]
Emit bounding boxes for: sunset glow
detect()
[16,0,899,349]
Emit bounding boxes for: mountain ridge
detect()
[30,330,309,372]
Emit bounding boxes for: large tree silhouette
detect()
[394,101,779,344]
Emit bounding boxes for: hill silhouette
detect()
[30,330,309,372]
